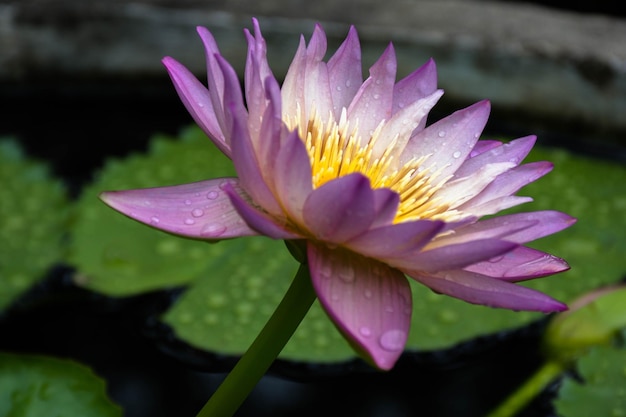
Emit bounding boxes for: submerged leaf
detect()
[0,139,69,311]
[0,352,122,417]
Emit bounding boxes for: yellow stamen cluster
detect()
[284,106,464,223]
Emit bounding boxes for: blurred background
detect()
[1,1,625,416]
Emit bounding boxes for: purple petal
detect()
[470,140,502,158]
[451,211,576,245]
[244,18,274,135]
[215,56,249,140]
[347,44,397,145]
[327,26,362,117]
[303,174,376,242]
[273,130,314,222]
[400,100,491,181]
[460,161,553,216]
[228,111,283,215]
[465,246,571,281]
[389,239,518,272]
[223,182,301,240]
[375,90,444,158]
[370,188,400,228]
[308,243,411,370]
[392,58,438,116]
[454,136,537,178]
[162,57,229,157]
[301,24,333,121]
[407,269,567,312]
[281,36,308,127]
[99,179,257,240]
[197,27,228,135]
[346,219,444,259]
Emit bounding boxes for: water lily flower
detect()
[100,19,575,370]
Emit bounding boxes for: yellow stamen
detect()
[283,106,464,223]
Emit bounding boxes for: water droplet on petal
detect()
[339,267,355,283]
[452,151,461,158]
[206,191,219,200]
[385,305,395,313]
[184,218,195,225]
[184,199,192,206]
[150,216,160,224]
[359,326,372,337]
[345,80,352,88]
[438,130,446,138]
[379,329,406,352]
[336,85,342,91]
[197,102,204,108]
[191,208,204,218]
[373,93,380,100]
[200,223,227,237]
[218,180,230,190]
[364,289,373,299]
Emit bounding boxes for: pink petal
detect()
[400,100,491,181]
[162,57,229,157]
[454,136,537,178]
[389,239,518,272]
[302,174,376,242]
[215,56,249,140]
[273,130,314,222]
[465,246,571,281]
[407,269,567,312]
[99,179,257,240]
[392,58,438,116]
[456,211,576,245]
[370,188,400,228]
[460,161,553,216]
[375,90,444,158]
[197,27,228,135]
[301,24,334,121]
[470,140,502,158]
[222,182,301,240]
[244,18,274,136]
[228,110,283,216]
[308,243,412,370]
[347,44,397,145]
[346,219,444,259]
[327,26,362,117]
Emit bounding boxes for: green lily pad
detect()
[165,141,626,361]
[554,346,626,417]
[73,126,626,362]
[0,140,69,311]
[0,352,122,417]
[69,127,236,295]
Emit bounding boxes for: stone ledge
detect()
[2,0,626,144]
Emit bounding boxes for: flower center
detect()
[284,106,463,224]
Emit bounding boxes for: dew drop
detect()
[191,208,204,218]
[150,216,160,224]
[336,85,342,91]
[184,199,192,206]
[218,180,230,190]
[339,267,355,283]
[385,305,395,313]
[474,132,480,138]
[197,102,205,108]
[200,223,227,237]
[359,326,372,337]
[373,93,380,100]
[184,218,195,225]
[345,80,352,87]
[364,289,373,299]
[438,130,446,138]
[452,151,461,158]
[206,190,219,200]
[438,309,459,324]
[379,329,406,352]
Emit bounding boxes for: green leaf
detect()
[72,127,626,362]
[0,139,69,310]
[554,346,626,417]
[544,285,626,362]
[0,352,122,417]
[69,127,236,295]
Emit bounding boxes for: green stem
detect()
[485,360,566,417]
[195,262,316,417]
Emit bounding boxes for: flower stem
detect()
[484,360,565,417]
[195,262,316,417]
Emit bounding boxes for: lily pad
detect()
[0,352,122,417]
[554,346,626,417]
[72,127,626,362]
[69,127,236,295]
[0,140,69,311]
